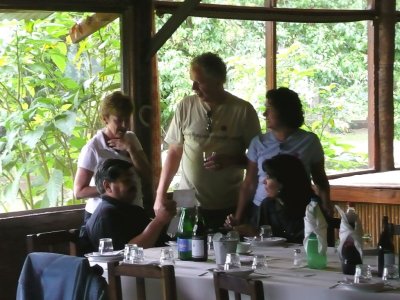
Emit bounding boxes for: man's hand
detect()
[155,200,176,225]
[224,214,240,228]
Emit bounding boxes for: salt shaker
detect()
[293,248,302,266]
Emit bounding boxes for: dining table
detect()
[94,242,400,300]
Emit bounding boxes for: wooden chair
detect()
[107,262,177,300]
[26,229,80,256]
[213,272,264,300]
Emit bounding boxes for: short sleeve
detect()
[77,144,97,172]
[310,134,325,164]
[246,135,260,163]
[165,101,184,145]
[243,104,261,147]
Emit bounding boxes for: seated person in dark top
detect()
[230,154,318,244]
[85,158,176,251]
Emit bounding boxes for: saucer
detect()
[236,250,253,255]
[246,237,287,247]
[337,281,385,292]
[220,268,254,278]
[85,251,123,262]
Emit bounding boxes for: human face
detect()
[190,65,223,102]
[263,100,281,130]
[263,175,282,198]
[103,114,130,139]
[106,168,137,203]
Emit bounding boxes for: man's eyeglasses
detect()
[206,111,212,133]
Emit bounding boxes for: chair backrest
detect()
[26,229,80,256]
[213,272,264,300]
[17,252,107,300]
[391,223,400,235]
[107,262,177,300]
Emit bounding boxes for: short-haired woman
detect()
[74,91,150,223]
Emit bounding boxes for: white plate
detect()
[237,250,253,255]
[337,281,385,292]
[239,255,254,264]
[165,241,177,247]
[223,268,254,278]
[85,251,124,262]
[249,237,287,247]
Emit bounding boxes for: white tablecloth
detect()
[97,244,400,300]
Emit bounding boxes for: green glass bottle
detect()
[177,207,194,261]
[191,206,208,262]
[307,233,327,269]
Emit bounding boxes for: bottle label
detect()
[384,253,395,265]
[178,238,192,252]
[192,239,205,258]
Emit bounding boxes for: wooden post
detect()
[368,0,395,171]
[122,0,155,212]
[265,0,277,92]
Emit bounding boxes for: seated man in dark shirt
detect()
[85,158,176,251]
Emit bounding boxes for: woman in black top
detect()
[233,154,318,243]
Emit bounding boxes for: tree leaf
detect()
[22,126,45,149]
[1,168,23,205]
[50,53,67,73]
[46,168,63,207]
[54,111,76,136]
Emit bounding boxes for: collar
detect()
[101,195,132,209]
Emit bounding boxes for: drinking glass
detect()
[124,244,138,262]
[259,225,272,241]
[130,246,144,263]
[251,255,268,272]
[98,238,113,254]
[354,264,372,283]
[160,248,175,265]
[203,151,216,163]
[224,253,241,270]
[382,264,399,281]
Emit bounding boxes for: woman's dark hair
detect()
[95,159,133,194]
[191,52,227,83]
[266,87,304,129]
[262,154,313,218]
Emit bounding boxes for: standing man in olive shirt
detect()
[154,52,261,231]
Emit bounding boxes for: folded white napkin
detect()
[303,200,328,255]
[335,205,363,260]
[166,189,196,236]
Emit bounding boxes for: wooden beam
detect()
[70,13,119,44]
[124,0,155,212]
[155,1,376,23]
[331,186,400,205]
[0,0,125,12]
[150,0,201,58]
[367,0,379,169]
[375,0,395,171]
[265,0,276,92]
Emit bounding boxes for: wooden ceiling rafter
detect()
[154,1,377,23]
[70,12,119,44]
[150,0,202,58]
[0,0,125,12]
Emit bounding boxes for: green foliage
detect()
[0,13,121,212]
